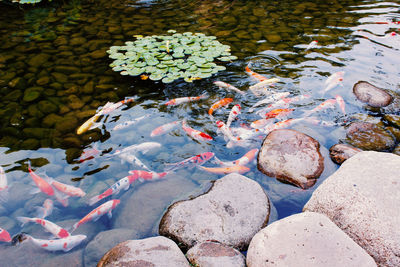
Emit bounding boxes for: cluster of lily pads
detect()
[107,30,237,83]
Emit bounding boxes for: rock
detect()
[393,144,400,155]
[54,66,80,75]
[90,50,107,59]
[55,116,78,134]
[23,87,43,102]
[159,173,270,250]
[8,77,26,90]
[98,236,190,267]
[84,228,140,267]
[304,151,400,266]
[384,114,400,129]
[38,100,58,114]
[4,89,22,102]
[28,54,50,67]
[329,143,362,164]
[70,37,86,46]
[257,129,324,189]
[36,76,50,86]
[353,81,393,107]
[186,241,245,267]
[246,212,376,267]
[67,95,85,110]
[266,34,281,43]
[345,121,395,151]
[51,72,68,84]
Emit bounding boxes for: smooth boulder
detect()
[304,151,400,266]
[246,212,376,267]
[329,143,362,164]
[257,129,324,189]
[159,173,270,250]
[98,236,190,267]
[353,81,393,107]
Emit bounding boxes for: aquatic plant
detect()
[107,30,237,83]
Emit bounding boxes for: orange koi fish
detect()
[265,108,294,119]
[261,118,304,134]
[304,98,337,117]
[17,217,70,239]
[24,234,86,252]
[226,104,241,128]
[245,66,268,82]
[165,93,208,106]
[182,120,213,142]
[250,118,275,129]
[208,98,233,116]
[72,199,120,232]
[199,165,250,174]
[214,81,245,95]
[150,120,180,137]
[214,149,259,167]
[45,176,86,198]
[28,163,54,197]
[165,152,215,171]
[0,227,11,242]
[335,95,346,114]
[35,199,53,219]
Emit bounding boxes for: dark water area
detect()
[0,0,399,265]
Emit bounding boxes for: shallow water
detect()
[0,0,399,265]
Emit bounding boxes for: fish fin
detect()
[16,216,31,227]
[107,211,113,219]
[29,188,41,195]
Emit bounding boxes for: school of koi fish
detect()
[0,39,351,252]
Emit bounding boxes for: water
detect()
[0,0,399,265]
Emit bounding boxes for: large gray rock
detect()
[246,212,376,267]
[304,151,400,266]
[97,236,190,267]
[159,173,270,250]
[186,241,245,267]
[257,129,324,189]
[353,81,393,107]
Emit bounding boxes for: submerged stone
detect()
[346,121,395,151]
[23,87,43,102]
[8,77,26,89]
[28,53,50,67]
[353,81,392,107]
[384,114,400,129]
[329,143,362,165]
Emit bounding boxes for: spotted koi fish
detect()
[214,149,259,167]
[245,66,268,82]
[214,81,245,95]
[100,97,135,114]
[261,118,305,134]
[198,165,250,174]
[216,121,240,142]
[335,95,346,114]
[303,98,337,117]
[113,142,162,156]
[89,176,132,206]
[128,170,169,182]
[256,94,311,116]
[249,92,290,112]
[250,118,275,129]
[226,104,241,128]
[265,108,294,119]
[182,120,213,142]
[17,217,70,238]
[28,162,54,197]
[24,234,86,252]
[209,98,233,118]
[150,120,180,137]
[165,152,215,171]
[118,153,151,171]
[45,176,86,198]
[0,227,11,242]
[165,93,208,106]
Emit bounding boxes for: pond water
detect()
[0,0,399,265]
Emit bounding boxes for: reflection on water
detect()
[0,0,399,265]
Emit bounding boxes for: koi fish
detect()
[79,146,100,163]
[117,152,151,171]
[0,227,11,242]
[100,97,136,114]
[128,170,169,182]
[89,176,132,206]
[208,98,233,117]
[113,142,162,156]
[245,66,268,82]
[231,126,262,140]
[165,152,214,171]
[214,81,245,95]
[44,176,85,198]
[249,78,281,96]
[250,118,275,129]
[261,118,304,134]
[249,92,290,112]
[303,98,337,117]
[182,120,213,142]
[35,199,53,219]
[112,115,150,131]
[72,199,120,232]
[335,95,346,114]
[0,167,8,203]
[198,165,250,174]
[28,163,54,196]
[23,234,86,252]
[165,93,208,106]
[226,104,241,128]
[76,112,103,135]
[214,149,259,167]
[306,40,318,50]
[17,217,70,238]
[303,117,337,127]
[216,121,241,142]
[265,108,294,119]
[150,120,180,137]
[256,94,311,116]
[323,71,344,93]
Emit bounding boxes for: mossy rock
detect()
[23,87,43,102]
[4,90,22,101]
[42,113,63,127]
[55,116,79,134]
[20,138,40,150]
[384,114,400,129]
[38,100,59,114]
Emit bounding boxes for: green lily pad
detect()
[149,73,164,80]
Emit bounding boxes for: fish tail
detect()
[16,216,31,227]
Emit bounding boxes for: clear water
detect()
[0,0,399,265]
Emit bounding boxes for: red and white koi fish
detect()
[323,71,344,93]
[44,176,85,198]
[231,126,261,140]
[150,120,180,137]
[265,108,294,119]
[0,227,11,242]
[0,167,8,203]
[198,165,250,174]
[113,142,162,156]
[208,98,233,117]
[226,104,241,128]
[24,234,86,252]
[182,120,213,142]
[165,152,215,171]
[112,114,150,131]
[118,152,151,171]
[256,94,311,115]
[261,118,304,134]
[214,81,245,95]
[214,149,259,167]
[216,121,241,142]
[28,163,54,197]
[165,93,208,106]
[36,199,53,219]
[335,95,346,114]
[17,217,70,238]
[249,92,290,112]
[100,97,136,114]
[89,176,132,206]
[72,199,120,232]
[250,118,275,129]
[306,40,318,50]
[128,170,169,182]
[303,98,337,117]
[79,146,100,163]
[245,66,268,82]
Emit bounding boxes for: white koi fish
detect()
[335,95,346,114]
[214,81,245,95]
[89,176,134,206]
[118,152,151,171]
[150,120,180,137]
[72,199,120,232]
[17,217,70,238]
[261,118,305,134]
[216,121,240,142]
[0,167,8,202]
[249,92,290,112]
[165,93,208,106]
[113,142,162,156]
[250,118,275,129]
[164,152,215,172]
[182,120,213,142]
[35,199,53,219]
[100,97,135,114]
[214,149,259,167]
[303,98,337,117]
[226,104,241,128]
[24,234,86,252]
[249,78,281,96]
[112,115,150,131]
[323,71,344,93]
[256,94,311,116]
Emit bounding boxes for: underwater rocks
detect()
[257,129,324,189]
[159,173,270,250]
[304,151,400,266]
[353,81,393,108]
[246,212,376,267]
[97,236,190,267]
[329,143,362,165]
[345,121,396,151]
